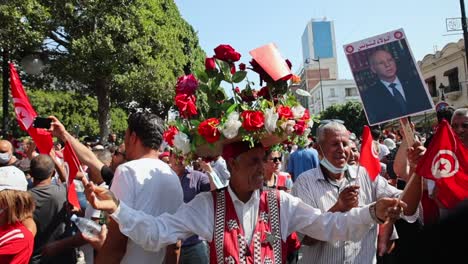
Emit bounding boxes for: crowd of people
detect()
[0,105,466,264]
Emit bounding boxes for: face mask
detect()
[0,153,11,165]
[319,144,348,174]
[320,157,348,174]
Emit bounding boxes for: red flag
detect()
[9,63,53,154]
[415,120,468,209]
[359,125,381,181]
[63,142,81,209]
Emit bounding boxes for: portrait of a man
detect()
[361,49,433,124]
[344,29,434,125]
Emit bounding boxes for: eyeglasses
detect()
[452,123,468,129]
[269,157,282,163]
[114,150,126,158]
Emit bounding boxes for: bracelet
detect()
[369,203,385,224]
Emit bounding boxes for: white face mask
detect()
[319,145,348,174]
[0,153,11,165]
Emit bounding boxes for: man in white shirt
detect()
[292,122,424,264]
[95,112,183,264]
[83,139,407,263]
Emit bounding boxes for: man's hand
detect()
[48,116,68,142]
[84,179,119,214]
[375,198,407,223]
[81,224,108,250]
[335,185,360,212]
[407,141,426,168]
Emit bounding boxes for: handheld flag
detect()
[9,63,53,154]
[63,142,82,209]
[415,120,468,209]
[360,125,381,181]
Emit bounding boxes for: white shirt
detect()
[292,166,419,264]
[211,157,230,187]
[110,185,377,254]
[381,77,407,100]
[110,158,183,264]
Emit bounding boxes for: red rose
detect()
[241,110,264,131]
[176,74,198,95]
[214,44,241,62]
[294,120,307,135]
[239,89,258,102]
[163,126,179,147]
[239,63,246,71]
[277,105,293,120]
[175,93,197,118]
[198,118,221,143]
[301,109,310,121]
[257,86,270,99]
[205,57,216,71]
[230,63,236,74]
[234,87,241,94]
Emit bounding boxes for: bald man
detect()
[0,139,24,168]
[362,49,432,124]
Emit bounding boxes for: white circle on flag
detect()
[431,150,459,179]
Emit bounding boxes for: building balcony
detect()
[446,90,462,100]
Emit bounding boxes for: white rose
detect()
[264,108,279,134]
[291,105,306,119]
[281,120,296,134]
[221,112,242,139]
[173,131,191,155]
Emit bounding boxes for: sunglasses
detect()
[269,157,282,163]
[452,123,468,129]
[114,150,126,157]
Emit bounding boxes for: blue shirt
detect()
[287,147,319,182]
[179,169,211,246]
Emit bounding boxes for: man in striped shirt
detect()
[292,121,424,264]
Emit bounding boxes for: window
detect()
[345,87,358,97]
[329,88,336,97]
[425,76,437,97]
[444,68,460,92]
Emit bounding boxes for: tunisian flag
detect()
[415,120,468,209]
[360,126,381,181]
[63,142,81,209]
[9,63,53,154]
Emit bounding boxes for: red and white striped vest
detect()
[209,188,286,264]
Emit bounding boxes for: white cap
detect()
[0,166,27,191]
[383,138,396,150]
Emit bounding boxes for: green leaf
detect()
[226,103,239,115]
[231,71,247,83]
[195,70,209,83]
[190,120,201,128]
[295,88,311,97]
[199,83,210,93]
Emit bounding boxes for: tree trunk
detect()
[95,78,111,144]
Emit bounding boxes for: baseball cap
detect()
[0,166,27,191]
[383,138,396,150]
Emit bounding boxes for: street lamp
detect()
[439,83,446,101]
[311,57,324,112]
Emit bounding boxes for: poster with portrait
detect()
[343,28,434,125]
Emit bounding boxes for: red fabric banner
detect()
[415,120,468,209]
[359,125,381,181]
[63,142,81,209]
[9,63,53,154]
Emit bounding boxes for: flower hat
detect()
[163,43,315,159]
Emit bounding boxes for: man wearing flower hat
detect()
[83,44,409,264]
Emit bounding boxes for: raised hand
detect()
[84,180,119,214]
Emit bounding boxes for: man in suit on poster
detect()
[361,49,432,124]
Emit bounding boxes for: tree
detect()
[1,0,205,141]
[320,101,368,135]
[2,89,127,139]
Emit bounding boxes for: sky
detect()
[174,0,463,82]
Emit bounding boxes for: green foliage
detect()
[319,101,368,135]
[1,0,205,137]
[1,89,127,138]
